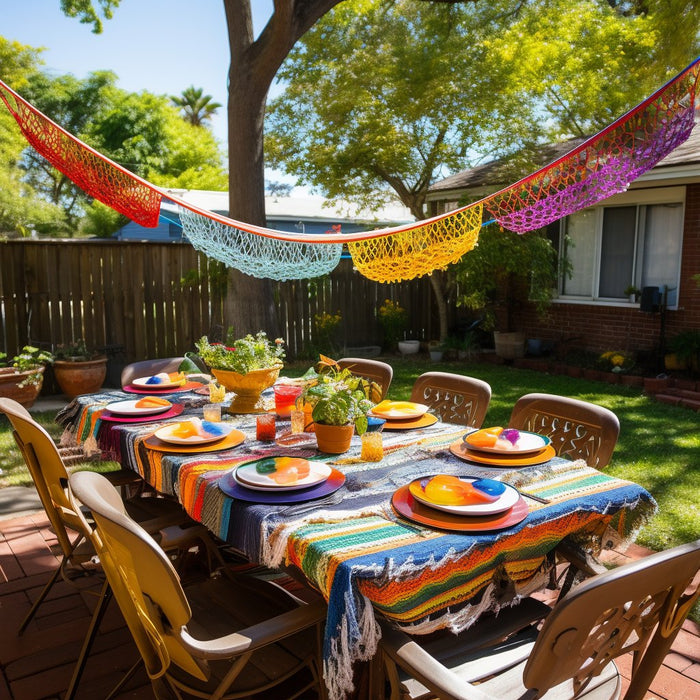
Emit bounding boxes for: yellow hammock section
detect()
[348,203,483,283]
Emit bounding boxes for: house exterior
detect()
[426,121,700,359]
[115,190,413,241]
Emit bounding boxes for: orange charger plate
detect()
[144,428,245,453]
[392,484,529,532]
[449,440,556,466]
[382,414,439,430]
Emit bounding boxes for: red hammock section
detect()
[484,59,700,233]
[0,81,162,228]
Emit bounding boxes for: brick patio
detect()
[1,511,698,700]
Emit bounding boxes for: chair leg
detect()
[19,533,91,635]
[18,560,63,635]
[104,657,146,700]
[65,579,112,700]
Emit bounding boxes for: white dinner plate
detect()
[105,399,172,416]
[408,476,519,515]
[463,430,551,455]
[370,401,429,421]
[154,420,234,445]
[235,458,331,490]
[132,375,183,389]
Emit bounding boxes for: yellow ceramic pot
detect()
[211,365,281,414]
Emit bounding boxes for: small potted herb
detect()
[300,360,374,453]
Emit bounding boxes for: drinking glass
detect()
[361,431,383,462]
[256,413,276,441]
[290,409,305,434]
[202,403,222,422]
[273,384,303,418]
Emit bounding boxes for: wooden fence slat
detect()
[0,240,451,362]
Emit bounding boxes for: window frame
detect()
[554,185,686,310]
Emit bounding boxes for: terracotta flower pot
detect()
[211,365,281,414]
[0,367,44,408]
[53,357,107,398]
[314,422,354,454]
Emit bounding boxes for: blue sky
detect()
[3,0,279,150]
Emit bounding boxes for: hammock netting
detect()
[484,59,700,233]
[0,82,162,228]
[348,204,482,282]
[179,206,343,280]
[0,55,698,282]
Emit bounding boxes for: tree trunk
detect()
[222,0,343,339]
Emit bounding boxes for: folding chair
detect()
[69,470,328,700]
[0,398,215,698]
[379,538,699,700]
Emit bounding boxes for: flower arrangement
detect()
[313,311,342,351]
[300,357,375,434]
[0,345,54,386]
[598,350,634,373]
[378,299,408,350]
[195,331,285,375]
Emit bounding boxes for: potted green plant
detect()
[623,285,642,303]
[196,330,285,413]
[453,225,560,360]
[0,345,54,407]
[377,299,408,353]
[666,330,700,374]
[53,339,108,398]
[300,362,374,453]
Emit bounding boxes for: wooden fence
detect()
[1,240,450,372]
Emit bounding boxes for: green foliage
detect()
[453,225,559,331]
[3,65,225,235]
[53,338,98,361]
[0,37,65,234]
[266,0,517,217]
[58,0,121,34]
[170,86,222,127]
[79,200,129,238]
[195,332,285,374]
[300,363,373,433]
[667,330,700,371]
[377,299,408,350]
[313,311,342,353]
[0,345,54,386]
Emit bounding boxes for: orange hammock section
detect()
[0,82,162,228]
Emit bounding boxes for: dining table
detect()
[57,382,657,700]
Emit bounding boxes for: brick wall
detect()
[518,183,700,354]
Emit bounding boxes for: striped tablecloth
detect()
[57,392,657,700]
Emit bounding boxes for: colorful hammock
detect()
[179,206,343,281]
[0,55,698,283]
[483,58,700,233]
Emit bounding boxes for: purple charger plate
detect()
[218,466,345,504]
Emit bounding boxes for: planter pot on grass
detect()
[398,340,420,355]
[0,367,44,408]
[53,357,108,398]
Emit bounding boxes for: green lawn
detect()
[2,356,698,554]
